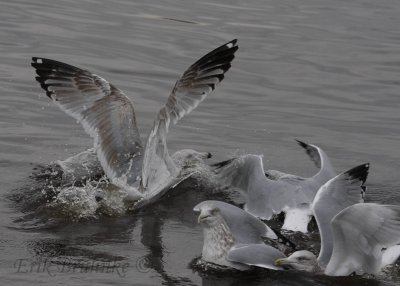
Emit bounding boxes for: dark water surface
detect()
[1,0,400,285]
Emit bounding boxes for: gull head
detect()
[172,149,212,175]
[195,204,224,227]
[173,149,212,165]
[275,250,319,272]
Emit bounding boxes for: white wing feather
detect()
[32,58,143,197]
[326,203,400,276]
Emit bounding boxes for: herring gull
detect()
[213,140,336,232]
[276,203,400,276]
[194,200,278,243]
[274,164,400,276]
[194,200,285,270]
[31,39,238,208]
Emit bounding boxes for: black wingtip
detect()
[361,185,367,199]
[295,139,309,149]
[345,163,370,184]
[226,39,238,48]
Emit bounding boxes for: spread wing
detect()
[32,58,143,197]
[312,163,369,268]
[326,203,400,276]
[293,140,337,200]
[213,154,309,220]
[141,39,238,194]
[265,140,335,182]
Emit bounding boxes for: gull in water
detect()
[213,140,336,232]
[275,164,400,276]
[194,200,286,270]
[276,203,400,276]
[198,163,369,271]
[31,39,238,208]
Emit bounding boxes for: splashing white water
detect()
[45,180,129,221]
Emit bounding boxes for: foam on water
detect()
[47,184,100,221]
[45,182,130,221]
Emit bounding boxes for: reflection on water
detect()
[1,0,400,285]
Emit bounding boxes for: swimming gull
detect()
[212,140,336,232]
[275,164,400,276]
[31,39,238,207]
[194,200,278,242]
[195,200,285,270]
[276,203,400,276]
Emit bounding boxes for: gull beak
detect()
[275,258,286,267]
[197,213,210,224]
[197,214,204,224]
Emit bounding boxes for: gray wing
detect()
[193,200,277,242]
[141,40,238,195]
[325,203,400,276]
[266,140,335,182]
[293,140,337,200]
[227,244,286,270]
[312,163,369,268]
[296,139,324,169]
[32,58,143,197]
[213,154,309,220]
[212,155,266,193]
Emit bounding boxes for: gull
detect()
[194,200,278,243]
[31,39,238,208]
[194,200,285,270]
[213,140,336,232]
[275,164,400,276]
[276,203,400,276]
[205,163,369,271]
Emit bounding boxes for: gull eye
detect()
[210,208,219,215]
[298,257,307,262]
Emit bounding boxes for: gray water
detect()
[1,0,400,285]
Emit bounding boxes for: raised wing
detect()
[326,203,400,276]
[212,155,266,194]
[213,154,309,220]
[141,39,238,193]
[266,140,335,179]
[32,58,143,197]
[312,163,369,268]
[294,140,336,200]
[296,140,324,169]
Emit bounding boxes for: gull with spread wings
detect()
[213,140,336,232]
[31,40,238,208]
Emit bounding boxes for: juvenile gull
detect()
[31,40,238,207]
[195,201,285,270]
[194,200,278,243]
[213,140,336,232]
